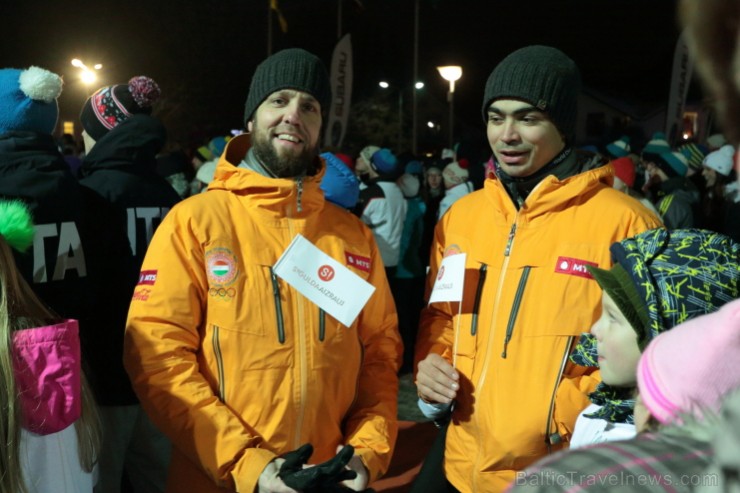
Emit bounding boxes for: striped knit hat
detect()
[642,132,671,156]
[80,76,161,140]
[606,135,631,158]
[678,142,709,172]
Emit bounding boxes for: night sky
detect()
[3,0,681,150]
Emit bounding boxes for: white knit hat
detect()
[442,160,469,187]
[703,145,735,176]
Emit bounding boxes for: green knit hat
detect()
[243,48,331,125]
[481,45,581,140]
[587,263,650,344]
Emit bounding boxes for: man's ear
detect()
[247,120,254,133]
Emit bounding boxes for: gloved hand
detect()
[279,444,357,491]
[257,458,298,493]
[278,443,314,477]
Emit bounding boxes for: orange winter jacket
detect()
[124,135,402,493]
[416,163,662,493]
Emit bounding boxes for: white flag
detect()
[273,234,375,327]
[428,253,467,304]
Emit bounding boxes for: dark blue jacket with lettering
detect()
[0,130,95,330]
[79,113,181,405]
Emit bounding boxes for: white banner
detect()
[665,30,694,143]
[324,33,353,148]
[273,234,374,327]
[428,253,467,304]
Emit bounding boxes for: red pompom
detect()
[458,158,470,169]
[128,76,161,109]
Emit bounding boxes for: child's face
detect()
[591,291,642,387]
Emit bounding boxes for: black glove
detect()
[279,444,357,491]
[279,443,314,477]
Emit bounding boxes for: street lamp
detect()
[71,58,102,85]
[437,65,462,148]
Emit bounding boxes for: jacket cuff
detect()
[232,447,277,493]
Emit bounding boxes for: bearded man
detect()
[124,48,402,493]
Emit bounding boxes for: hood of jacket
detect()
[207,133,327,218]
[485,159,617,222]
[80,114,166,176]
[0,131,79,209]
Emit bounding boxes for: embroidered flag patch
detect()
[554,256,597,280]
[345,252,371,273]
[137,270,158,286]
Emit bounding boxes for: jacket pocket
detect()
[209,321,293,372]
[519,243,609,338]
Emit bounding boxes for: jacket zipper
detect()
[319,308,325,342]
[545,336,573,453]
[470,264,488,336]
[296,177,303,213]
[504,222,517,256]
[212,325,225,402]
[270,267,286,344]
[501,266,530,358]
[284,219,308,449]
[471,215,518,492]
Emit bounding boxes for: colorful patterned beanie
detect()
[80,76,161,141]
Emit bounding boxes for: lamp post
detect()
[437,65,462,149]
[71,59,102,86]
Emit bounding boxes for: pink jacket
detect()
[12,320,81,434]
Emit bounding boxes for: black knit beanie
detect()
[481,45,581,140]
[243,48,331,125]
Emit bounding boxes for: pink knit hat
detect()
[637,298,740,425]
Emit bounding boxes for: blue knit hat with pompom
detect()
[0,66,63,135]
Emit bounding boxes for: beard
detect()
[251,125,320,178]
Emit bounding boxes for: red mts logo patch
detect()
[137,270,157,285]
[318,265,335,282]
[345,252,371,273]
[554,257,597,279]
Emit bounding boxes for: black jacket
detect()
[79,114,181,405]
[0,131,95,324]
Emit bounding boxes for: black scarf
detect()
[494,146,579,207]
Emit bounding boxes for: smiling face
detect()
[591,291,642,387]
[248,89,322,178]
[486,99,566,178]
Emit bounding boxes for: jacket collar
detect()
[208,133,327,218]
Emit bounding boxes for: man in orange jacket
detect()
[414,45,662,492]
[124,48,402,493]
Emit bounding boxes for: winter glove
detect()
[257,458,298,493]
[278,443,314,477]
[279,444,357,491]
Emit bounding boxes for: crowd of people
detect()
[2,1,740,492]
